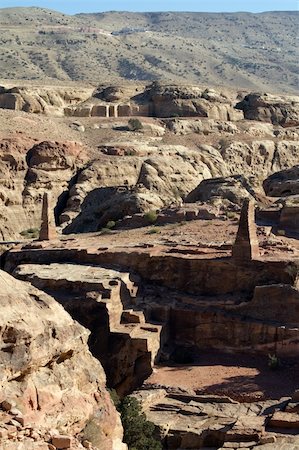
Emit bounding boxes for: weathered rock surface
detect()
[0,97,299,240]
[61,148,216,233]
[5,236,299,358]
[263,165,299,197]
[0,86,93,116]
[132,388,299,449]
[147,84,243,120]
[0,138,88,240]
[220,140,299,185]
[0,269,126,449]
[236,92,299,127]
[185,175,257,206]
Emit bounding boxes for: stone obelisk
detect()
[39,192,57,241]
[232,199,259,260]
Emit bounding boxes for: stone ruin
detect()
[39,192,57,241]
[232,198,260,260]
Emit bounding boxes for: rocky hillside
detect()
[0,8,298,93]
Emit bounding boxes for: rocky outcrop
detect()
[133,388,299,449]
[0,269,126,449]
[165,117,240,135]
[144,84,244,120]
[185,175,257,206]
[0,86,93,116]
[0,138,88,240]
[60,149,216,233]
[5,239,299,357]
[1,132,299,240]
[263,165,299,197]
[236,92,299,127]
[221,140,299,185]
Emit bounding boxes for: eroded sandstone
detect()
[0,270,126,450]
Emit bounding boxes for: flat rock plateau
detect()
[0,6,299,450]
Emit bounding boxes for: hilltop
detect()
[0,7,298,93]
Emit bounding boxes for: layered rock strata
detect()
[132,388,299,449]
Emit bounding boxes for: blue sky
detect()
[1,0,298,14]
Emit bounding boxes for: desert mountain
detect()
[0,7,298,93]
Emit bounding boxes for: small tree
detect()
[119,397,162,450]
[128,118,143,131]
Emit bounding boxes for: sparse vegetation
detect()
[147,227,161,234]
[144,210,158,224]
[0,9,296,93]
[20,228,39,239]
[105,220,116,229]
[268,353,281,370]
[128,118,143,131]
[100,227,113,235]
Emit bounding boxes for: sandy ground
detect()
[147,351,299,402]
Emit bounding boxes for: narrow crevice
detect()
[54,167,84,225]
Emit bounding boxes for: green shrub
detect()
[119,397,162,450]
[147,227,161,234]
[128,118,143,131]
[105,220,116,229]
[144,210,158,224]
[268,353,281,370]
[226,211,238,220]
[20,228,39,239]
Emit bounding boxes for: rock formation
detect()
[236,92,299,127]
[5,231,299,358]
[0,269,126,449]
[39,192,57,240]
[263,165,299,197]
[0,83,298,240]
[0,138,88,240]
[0,86,93,116]
[185,175,257,205]
[12,263,162,396]
[132,387,299,449]
[232,199,260,261]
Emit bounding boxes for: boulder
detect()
[185,175,256,206]
[236,92,299,127]
[263,165,299,197]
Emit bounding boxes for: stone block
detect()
[51,435,72,449]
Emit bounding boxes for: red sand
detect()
[147,351,299,402]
